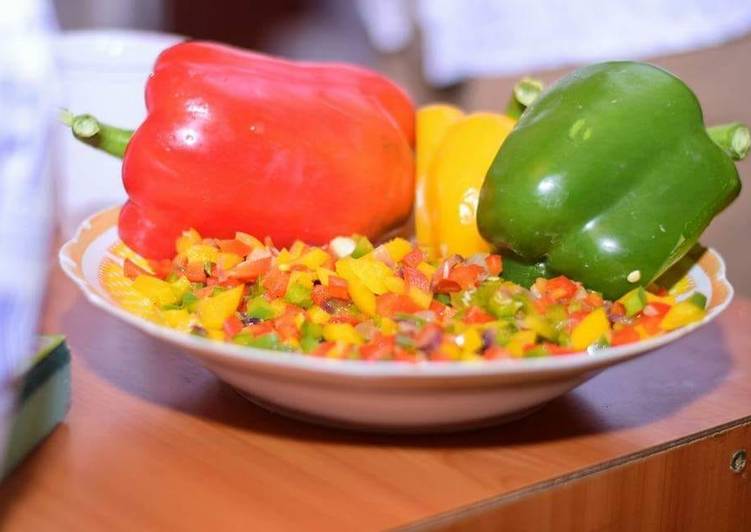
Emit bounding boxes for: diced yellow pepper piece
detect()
[458,328,483,353]
[646,292,677,305]
[133,275,180,307]
[316,267,336,286]
[196,285,244,330]
[270,299,287,318]
[506,330,537,357]
[438,340,462,360]
[336,257,392,295]
[379,317,397,335]
[169,276,192,300]
[307,305,331,325]
[660,301,706,331]
[384,238,413,262]
[162,308,192,332]
[294,313,305,329]
[346,276,376,316]
[235,231,264,249]
[289,240,306,259]
[185,244,219,264]
[297,248,330,270]
[323,323,363,345]
[523,314,556,341]
[384,276,406,294]
[571,307,610,350]
[408,286,432,310]
[216,252,243,271]
[206,329,225,341]
[276,249,294,266]
[417,261,437,280]
[289,270,314,289]
[176,228,202,254]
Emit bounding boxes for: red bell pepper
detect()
[64,41,415,258]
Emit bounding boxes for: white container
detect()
[54,29,183,236]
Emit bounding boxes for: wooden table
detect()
[0,261,748,531]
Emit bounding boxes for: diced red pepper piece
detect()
[360,335,394,361]
[585,292,604,308]
[217,238,252,257]
[485,254,503,276]
[312,284,351,306]
[544,343,577,356]
[393,346,417,362]
[328,275,348,288]
[376,293,422,317]
[612,326,640,346]
[147,258,173,280]
[609,301,627,319]
[247,321,275,336]
[230,256,272,282]
[401,247,425,268]
[402,265,431,292]
[637,315,663,335]
[533,295,554,314]
[223,315,244,338]
[186,261,207,283]
[262,269,290,298]
[464,306,495,324]
[312,341,336,357]
[483,345,509,359]
[328,314,361,325]
[447,264,485,290]
[434,279,462,294]
[545,276,579,302]
[274,315,300,341]
[643,302,671,318]
[123,258,149,280]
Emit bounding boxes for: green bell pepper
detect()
[478,61,748,299]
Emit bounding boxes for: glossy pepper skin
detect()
[478,61,745,300]
[71,42,415,259]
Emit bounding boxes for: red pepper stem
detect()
[59,109,133,159]
[505,77,544,120]
[706,122,750,161]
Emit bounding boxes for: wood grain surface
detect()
[0,256,749,531]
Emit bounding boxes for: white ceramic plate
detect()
[60,207,734,432]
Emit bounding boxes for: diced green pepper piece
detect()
[245,296,275,320]
[181,291,199,312]
[618,287,647,316]
[300,321,323,353]
[285,282,313,309]
[434,293,451,306]
[351,235,374,259]
[234,332,283,351]
[524,345,549,358]
[687,292,708,309]
[523,313,557,341]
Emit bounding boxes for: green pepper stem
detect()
[505,77,544,120]
[59,109,134,159]
[706,122,750,161]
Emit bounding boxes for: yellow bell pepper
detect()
[296,247,330,270]
[506,330,537,357]
[415,104,464,248]
[571,308,611,350]
[417,111,516,257]
[196,285,244,330]
[307,305,331,325]
[216,252,243,270]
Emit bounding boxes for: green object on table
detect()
[478,61,748,299]
[2,335,71,479]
